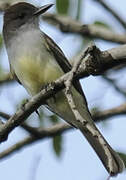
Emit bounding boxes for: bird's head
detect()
[3,2,53,31]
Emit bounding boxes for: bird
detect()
[3,2,124,176]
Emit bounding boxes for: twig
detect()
[92,103,126,122]
[102,75,126,98]
[1,103,126,124]
[0,123,71,160]
[93,0,126,29]
[43,14,126,44]
[0,111,52,137]
[0,103,126,159]
[0,44,126,142]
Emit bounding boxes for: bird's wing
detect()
[43,32,88,106]
[10,64,22,84]
[43,33,72,72]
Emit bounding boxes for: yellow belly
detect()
[14,56,62,95]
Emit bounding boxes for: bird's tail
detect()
[46,87,124,176]
[78,120,124,176]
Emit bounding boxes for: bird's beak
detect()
[34,4,53,16]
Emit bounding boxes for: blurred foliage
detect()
[93,20,112,30]
[16,100,61,129]
[118,152,126,168]
[37,108,44,126]
[91,107,100,115]
[91,107,110,129]
[52,135,63,157]
[0,0,26,5]
[0,64,3,74]
[56,0,69,15]
[76,0,82,20]
[34,108,62,157]
[0,34,3,49]
[49,114,59,124]
[39,110,62,157]
[56,0,83,21]
[38,108,60,127]
[0,0,26,10]
[19,98,29,107]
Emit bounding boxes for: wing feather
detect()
[43,33,88,106]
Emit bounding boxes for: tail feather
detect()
[46,87,124,176]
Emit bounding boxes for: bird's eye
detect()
[18,13,26,19]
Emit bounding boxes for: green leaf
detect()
[0,35,3,49]
[0,64,3,74]
[49,114,59,124]
[118,152,126,168]
[91,107,101,115]
[76,0,82,20]
[37,108,45,125]
[52,135,63,157]
[18,98,29,109]
[56,0,70,15]
[93,21,112,30]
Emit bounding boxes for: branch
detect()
[0,44,126,142]
[0,111,48,137]
[0,103,126,159]
[0,123,71,160]
[43,14,126,44]
[92,103,126,122]
[1,103,126,124]
[93,0,126,29]
[102,75,126,98]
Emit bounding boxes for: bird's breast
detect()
[7,29,63,95]
[6,29,63,95]
[14,53,62,95]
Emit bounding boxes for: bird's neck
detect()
[10,27,42,51]
[5,25,44,67]
[4,21,40,48]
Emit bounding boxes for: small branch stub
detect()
[85,45,103,75]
